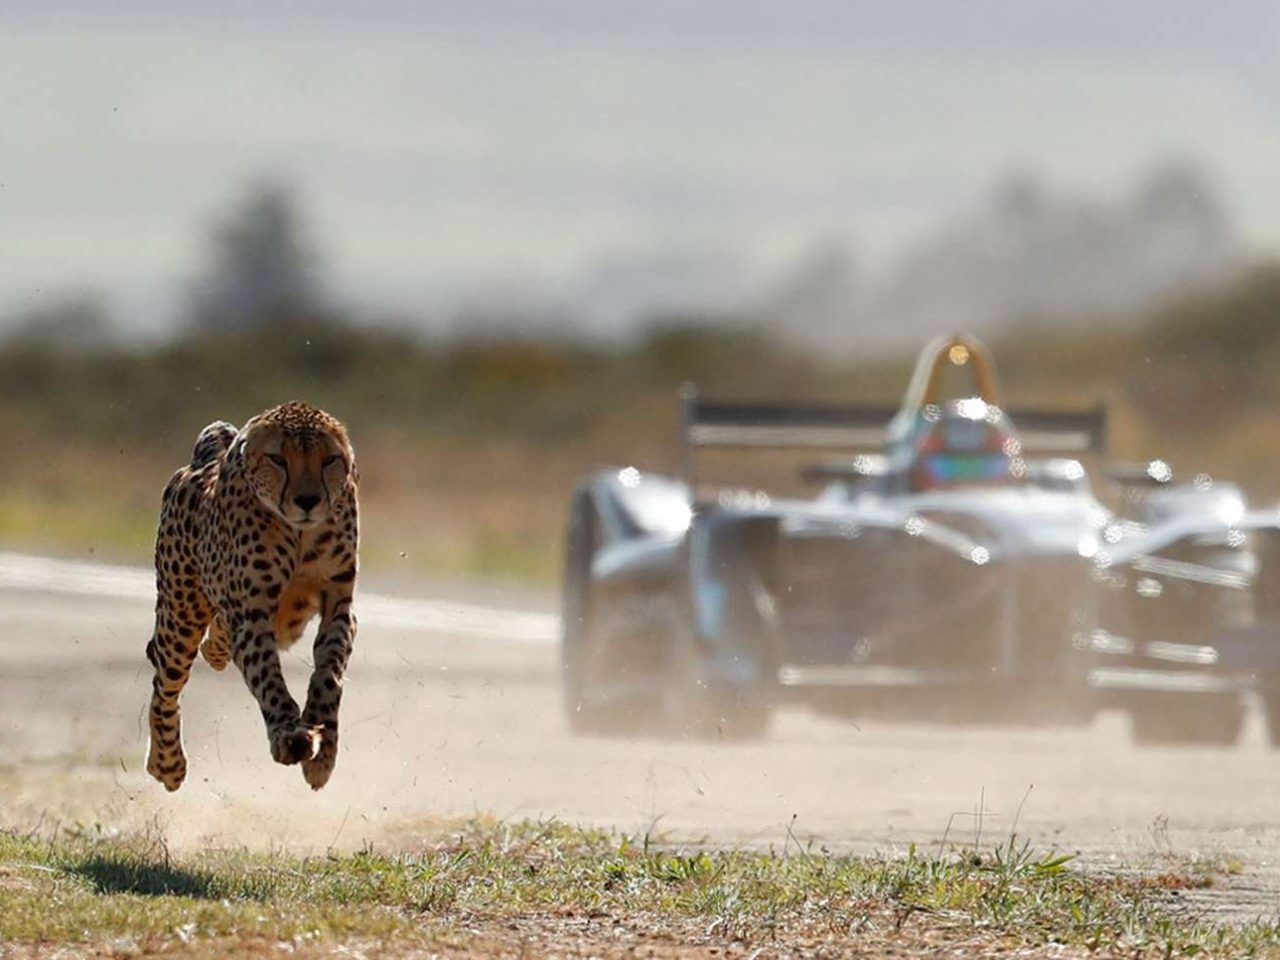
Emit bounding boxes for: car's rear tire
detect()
[1128,693,1244,747]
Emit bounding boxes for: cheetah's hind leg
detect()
[200,613,231,671]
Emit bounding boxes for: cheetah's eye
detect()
[267,454,287,468]
[322,455,342,468]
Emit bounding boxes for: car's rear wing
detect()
[680,386,1107,477]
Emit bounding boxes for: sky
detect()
[3,1,1280,334]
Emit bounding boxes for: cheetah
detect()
[145,401,359,792]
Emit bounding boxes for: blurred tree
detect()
[3,292,116,353]
[186,182,330,333]
[1130,157,1237,285]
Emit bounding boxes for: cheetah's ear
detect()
[238,416,268,455]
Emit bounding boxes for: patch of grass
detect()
[0,830,418,946]
[0,424,579,582]
[1,820,1278,957]
[0,491,157,562]
[73,854,222,899]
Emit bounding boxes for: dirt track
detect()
[3,563,1280,919]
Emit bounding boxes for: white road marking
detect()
[0,552,558,645]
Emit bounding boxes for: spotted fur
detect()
[145,401,359,791]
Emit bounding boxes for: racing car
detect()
[561,333,1280,744]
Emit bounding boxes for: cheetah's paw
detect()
[270,725,321,765]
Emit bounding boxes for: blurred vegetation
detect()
[0,314,842,580]
[4,183,1279,584]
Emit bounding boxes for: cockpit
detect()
[907,402,1023,492]
[890,336,1026,493]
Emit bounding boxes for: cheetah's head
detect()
[241,412,353,530]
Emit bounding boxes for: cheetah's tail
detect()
[190,421,239,468]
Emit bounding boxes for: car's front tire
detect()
[561,489,614,734]
[1257,683,1280,748]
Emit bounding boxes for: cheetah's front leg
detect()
[300,585,357,790]
[230,613,320,767]
[145,608,205,791]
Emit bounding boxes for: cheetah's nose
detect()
[293,494,321,513]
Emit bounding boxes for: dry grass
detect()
[0,426,585,581]
[1,819,1276,958]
